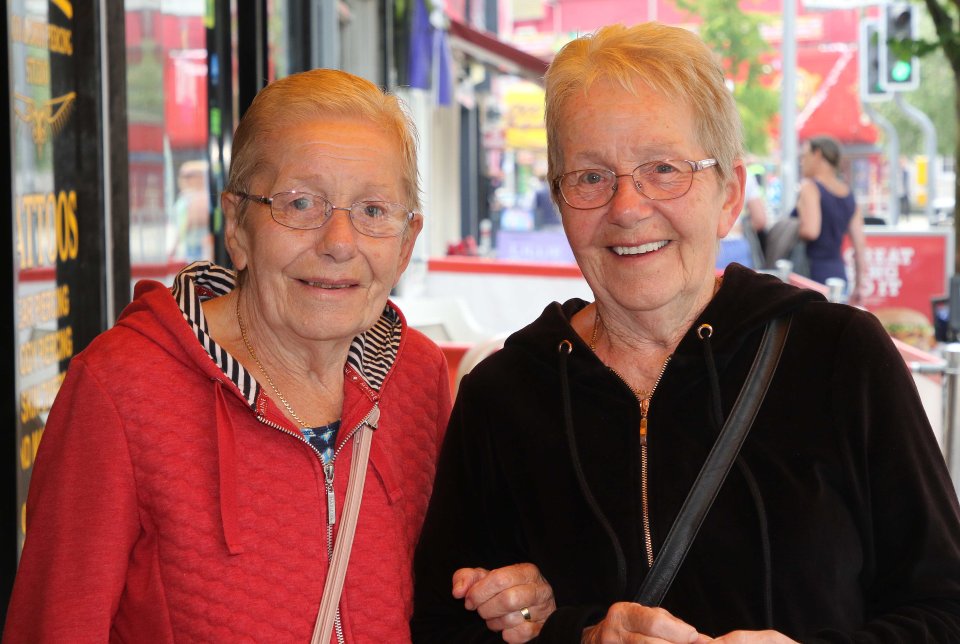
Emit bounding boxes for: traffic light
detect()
[859,19,890,102]
[880,3,919,91]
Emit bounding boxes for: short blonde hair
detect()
[545,23,743,184]
[226,69,421,218]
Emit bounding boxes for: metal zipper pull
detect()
[324,462,336,526]
[640,398,650,446]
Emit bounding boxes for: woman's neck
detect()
[576,275,720,387]
[203,289,349,427]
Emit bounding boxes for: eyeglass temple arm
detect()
[235,191,272,205]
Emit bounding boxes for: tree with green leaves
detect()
[874,45,954,157]
[674,0,780,155]
[915,0,960,271]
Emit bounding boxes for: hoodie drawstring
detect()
[698,325,773,628]
[557,340,628,597]
[214,381,245,555]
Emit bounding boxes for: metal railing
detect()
[910,345,960,498]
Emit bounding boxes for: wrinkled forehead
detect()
[251,116,398,173]
[554,79,697,154]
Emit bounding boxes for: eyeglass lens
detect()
[559,160,697,208]
[269,192,408,237]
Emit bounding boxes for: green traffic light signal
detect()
[880,3,919,91]
[890,59,913,83]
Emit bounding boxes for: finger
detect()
[711,630,795,643]
[500,621,543,644]
[587,620,689,644]
[609,602,701,642]
[452,567,489,601]
[473,584,528,621]
[464,564,540,611]
[475,574,557,623]
[482,604,540,632]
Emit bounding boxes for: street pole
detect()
[894,93,937,223]
[780,0,798,219]
[862,102,901,224]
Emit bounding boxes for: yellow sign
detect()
[504,82,547,150]
[51,0,73,19]
[915,156,928,206]
[13,92,77,156]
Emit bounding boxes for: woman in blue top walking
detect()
[793,136,866,303]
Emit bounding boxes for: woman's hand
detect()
[711,630,798,643]
[452,563,557,643]
[847,282,863,306]
[581,602,709,643]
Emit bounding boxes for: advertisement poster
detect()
[843,229,953,324]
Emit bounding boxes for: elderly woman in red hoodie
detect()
[6,69,450,643]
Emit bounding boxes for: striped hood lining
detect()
[171,261,402,412]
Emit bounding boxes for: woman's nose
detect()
[607,174,653,223]
[314,206,360,257]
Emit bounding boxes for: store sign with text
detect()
[9,0,107,555]
[843,229,952,323]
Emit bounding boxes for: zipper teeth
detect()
[613,355,670,569]
[256,410,372,644]
[648,356,671,395]
[641,446,654,567]
[257,416,324,457]
[256,407,372,466]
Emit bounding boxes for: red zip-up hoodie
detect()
[5,263,451,643]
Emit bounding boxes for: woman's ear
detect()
[716,162,747,239]
[393,213,424,287]
[222,192,249,271]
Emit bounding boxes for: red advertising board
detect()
[842,229,953,323]
[164,49,207,149]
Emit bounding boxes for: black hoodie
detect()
[412,263,960,643]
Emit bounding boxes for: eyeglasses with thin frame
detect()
[555,158,718,210]
[233,190,415,238]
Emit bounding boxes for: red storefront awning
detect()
[448,19,550,82]
[796,45,878,145]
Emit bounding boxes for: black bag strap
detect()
[635,314,792,607]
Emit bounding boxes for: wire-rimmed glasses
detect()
[234,191,414,238]
[555,158,718,210]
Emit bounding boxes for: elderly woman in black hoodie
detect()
[411,22,960,644]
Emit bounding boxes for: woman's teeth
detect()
[613,240,669,255]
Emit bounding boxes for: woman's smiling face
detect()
[555,79,744,318]
[224,117,421,346]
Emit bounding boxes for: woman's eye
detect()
[652,163,678,174]
[581,172,606,185]
[291,197,314,211]
[362,203,386,218]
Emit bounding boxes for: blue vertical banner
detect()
[407,0,452,105]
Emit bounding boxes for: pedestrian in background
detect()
[793,135,866,302]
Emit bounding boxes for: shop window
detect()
[126,0,210,281]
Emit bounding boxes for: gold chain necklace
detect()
[236,296,311,428]
[588,276,721,398]
[589,308,670,400]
